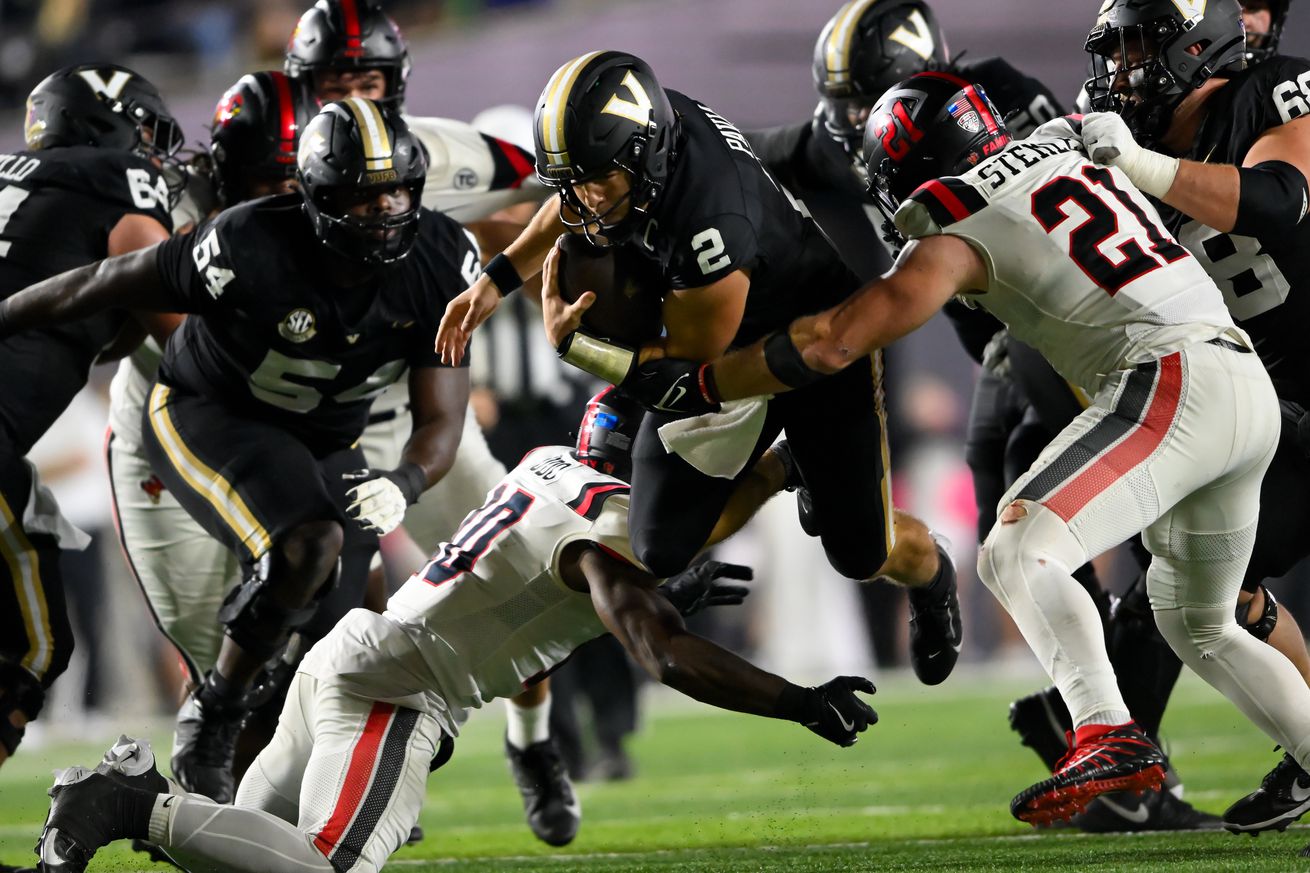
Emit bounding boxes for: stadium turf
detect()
[1,671,1305,871]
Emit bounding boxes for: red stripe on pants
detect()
[1044,353,1182,522]
[313,702,396,858]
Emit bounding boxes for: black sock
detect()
[922,545,955,600]
[203,670,245,707]
[117,786,158,841]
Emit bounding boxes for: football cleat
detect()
[35,767,145,873]
[907,538,962,686]
[770,440,818,537]
[96,735,171,795]
[1011,724,1166,825]
[170,681,249,804]
[1223,752,1310,835]
[0,861,37,872]
[505,738,581,847]
[404,825,424,846]
[1069,786,1222,832]
[1009,686,1073,772]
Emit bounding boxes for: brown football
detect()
[557,234,664,346]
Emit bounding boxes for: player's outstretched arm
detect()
[621,234,984,415]
[436,196,567,365]
[575,544,877,746]
[0,245,171,340]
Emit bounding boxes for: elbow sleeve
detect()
[1233,160,1310,239]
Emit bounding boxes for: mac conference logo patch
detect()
[279,307,318,343]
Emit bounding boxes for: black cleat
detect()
[1070,786,1222,832]
[771,441,818,537]
[907,538,962,686]
[404,825,424,846]
[1011,724,1166,826]
[505,738,581,847]
[1223,753,1310,835]
[1009,686,1074,772]
[36,768,146,873]
[171,677,249,804]
[0,862,37,872]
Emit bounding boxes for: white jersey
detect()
[895,117,1243,394]
[406,115,545,223]
[299,446,643,735]
[107,338,164,453]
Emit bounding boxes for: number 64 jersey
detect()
[298,446,642,737]
[894,118,1241,395]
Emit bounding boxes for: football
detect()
[557,234,664,346]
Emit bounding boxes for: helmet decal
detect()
[340,0,365,56]
[273,72,298,163]
[601,70,655,127]
[539,51,605,172]
[342,96,393,171]
[76,68,132,101]
[822,0,882,90]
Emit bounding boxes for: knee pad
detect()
[1236,584,1279,642]
[219,556,340,660]
[0,662,45,755]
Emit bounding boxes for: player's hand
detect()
[661,560,752,616]
[626,358,723,415]
[542,237,594,348]
[436,278,500,366]
[784,676,878,747]
[980,329,1011,380]
[1080,112,1179,198]
[344,473,408,535]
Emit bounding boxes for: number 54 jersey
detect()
[298,446,642,736]
[894,118,1240,395]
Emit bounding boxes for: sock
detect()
[506,693,552,750]
[1073,719,1133,747]
[116,786,156,841]
[920,543,955,601]
[205,670,242,703]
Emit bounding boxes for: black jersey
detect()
[629,91,858,347]
[0,146,172,452]
[154,194,478,451]
[1155,56,1310,404]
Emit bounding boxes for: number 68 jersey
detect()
[894,117,1240,395]
[298,446,642,736]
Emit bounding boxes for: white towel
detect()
[657,397,771,479]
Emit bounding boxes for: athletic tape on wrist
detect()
[482,253,523,297]
[763,329,826,389]
[557,330,637,385]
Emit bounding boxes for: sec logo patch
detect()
[278,307,318,343]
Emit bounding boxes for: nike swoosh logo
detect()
[829,702,855,732]
[1097,795,1150,824]
[658,375,690,411]
[1291,781,1310,803]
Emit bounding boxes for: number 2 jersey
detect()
[298,446,641,736]
[894,118,1239,395]
[1157,55,1310,406]
[0,146,171,453]
[151,194,479,453]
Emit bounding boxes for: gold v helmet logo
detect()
[889,10,936,61]
[1169,0,1207,20]
[601,71,655,127]
[77,69,132,100]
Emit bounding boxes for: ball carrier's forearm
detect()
[0,246,171,338]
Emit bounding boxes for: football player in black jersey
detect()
[0,98,477,806]
[0,64,178,789]
[1073,0,1310,835]
[435,51,963,687]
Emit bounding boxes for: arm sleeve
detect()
[667,212,759,289]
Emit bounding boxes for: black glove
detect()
[777,676,878,747]
[626,358,722,415]
[661,561,752,616]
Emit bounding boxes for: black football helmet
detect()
[533,51,677,246]
[574,386,645,480]
[1085,0,1246,144]
[862,71,1009,233]
[24,63,184,161]
[211,71,316,206]
[285,0,411,108]
[813,0,948,156]
[297,97,427,264]
[1245,0,1290,63]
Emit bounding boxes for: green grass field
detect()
[1,670,1307,871]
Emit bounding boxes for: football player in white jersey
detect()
[281,0,586,844]
[34,389,876,873]
[617,70,1310,833]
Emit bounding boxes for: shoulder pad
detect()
[897,177,987,236]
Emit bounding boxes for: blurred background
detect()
[4,0,1309,773]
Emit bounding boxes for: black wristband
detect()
[763,329,826,389]
[482,253,523,297]
[385,461,428,505]
[774,682,815,722]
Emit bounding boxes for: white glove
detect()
[1080,111,1180,199]
[345,476,408,535]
